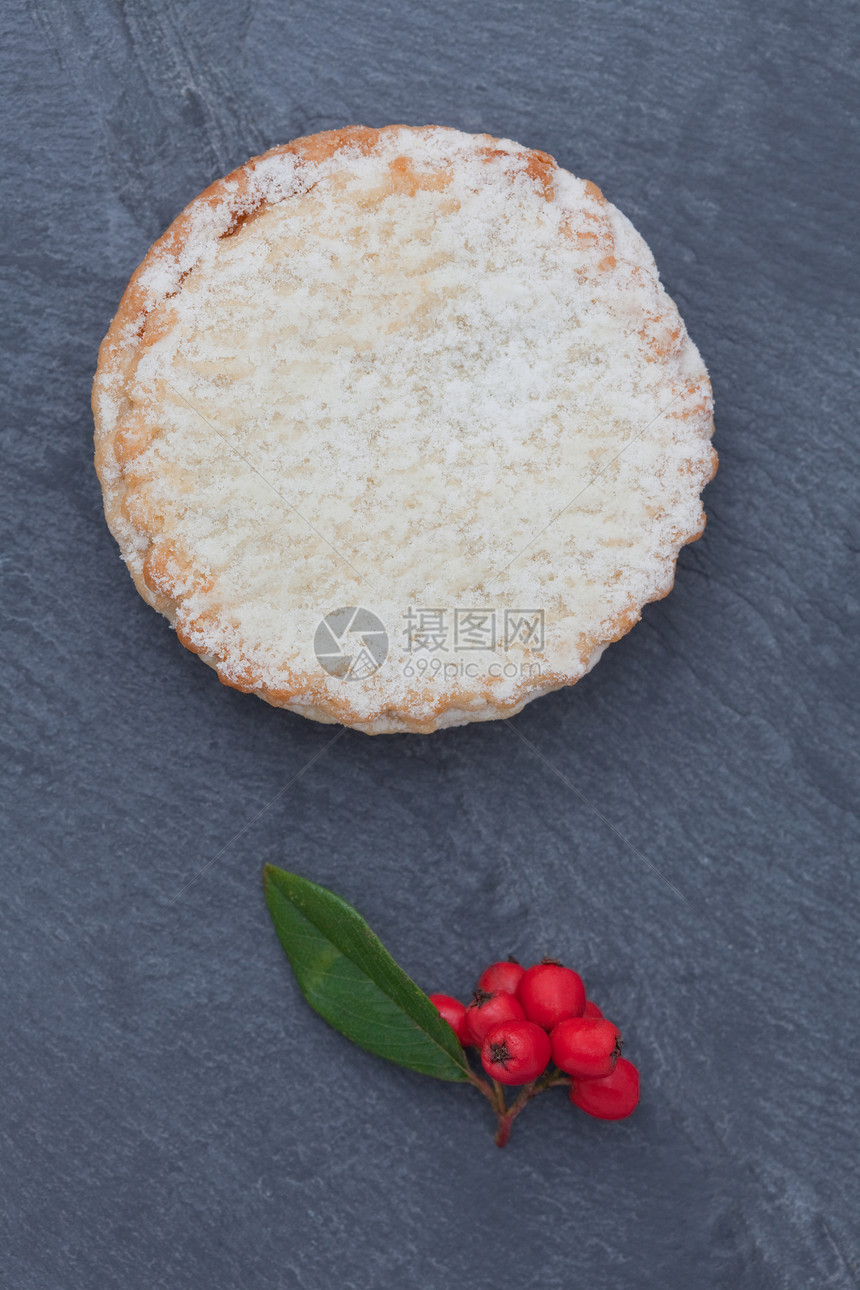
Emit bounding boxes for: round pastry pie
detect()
[93,124,716,734]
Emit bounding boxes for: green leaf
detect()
[262,866,470,1082]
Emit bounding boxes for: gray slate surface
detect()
[2,2,859,1287]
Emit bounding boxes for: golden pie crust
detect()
[93,124,717,734]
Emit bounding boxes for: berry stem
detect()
[537,1066,573,1091]
[466,1068,503,1111]
[467,1059,572,1144]
[493,1113,515,1148]
[491,1066,571,1148]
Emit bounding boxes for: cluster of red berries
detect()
[430,957,639,1123]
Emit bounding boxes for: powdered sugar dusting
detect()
[93,126,715,733]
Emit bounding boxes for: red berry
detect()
[428,994,471,1046]
[583,1000,603,1019]
[570,1057,639,1120]
[481,1020,551,1085]
[516,961,586,1030]
[551,1017,622,1079]
[465,989,525,1045]
[477,958,525,995]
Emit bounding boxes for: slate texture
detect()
[2,2,858,1287]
